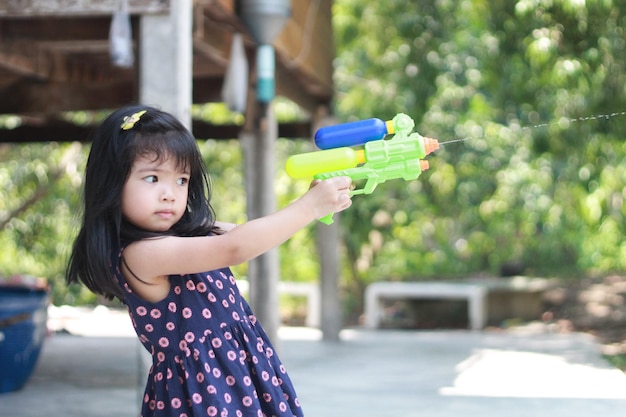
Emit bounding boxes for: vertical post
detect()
[317,220,342,341]
[314,110,343,341]
[139,1,192,127]
[136,2,192,405]
[241,102,281,347]
[237,0,290,349]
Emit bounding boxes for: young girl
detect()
[66,105,352,417]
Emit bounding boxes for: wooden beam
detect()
[274,0,334,92]
[275,61,332,115]
[0,1,334,143]
[192,77,225,103]
[0,72,252,114]
[0,119,311,143]
[0,68,23,89]
[0,78,136,113]
[193,120,312,140]
[0,50,43,79]
[0,17,137,80]
[1,17,118,41]
[194,0,333,113]
[0,0,169,16]
[0,119,93,143]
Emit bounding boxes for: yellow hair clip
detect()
[121,110,147,130]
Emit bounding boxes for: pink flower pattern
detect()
[114,250,303,417]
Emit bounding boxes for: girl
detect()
[66,105,352,417]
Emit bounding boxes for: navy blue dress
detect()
[112,248,304,417]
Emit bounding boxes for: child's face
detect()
[121,153,190,232]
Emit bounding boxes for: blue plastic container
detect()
[0,286,49,393]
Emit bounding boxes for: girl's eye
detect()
[144,175,158,183]
[177,177,189,186]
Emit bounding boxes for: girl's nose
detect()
[160,185,175,201]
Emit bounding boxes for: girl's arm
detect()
[123,176,352,282]
[214,221,238,232]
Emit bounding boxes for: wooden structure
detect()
[0,0,344,344]
[0,0,335,142]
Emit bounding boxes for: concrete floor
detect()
[1,307,626,417]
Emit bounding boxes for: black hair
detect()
[66,105,220,300]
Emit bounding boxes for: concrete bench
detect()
[364,282,488,330]
[364,277,557,330]
[237,281,321,328]
[466,276,556,324]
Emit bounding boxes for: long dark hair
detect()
[66,105,220,300]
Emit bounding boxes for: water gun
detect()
[286,113,440,224]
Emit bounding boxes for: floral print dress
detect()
[112,250,304,417]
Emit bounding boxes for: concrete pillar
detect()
[139,1,192,127]
[241,103,281,347]
[317,219,342,341]
[135,2,192,405]
[313,112,343,341]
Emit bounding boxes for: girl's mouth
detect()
[156,210,175,219]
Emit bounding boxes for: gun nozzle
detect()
[420,160,430,171]
[423,137,440,155]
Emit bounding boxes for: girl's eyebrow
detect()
[133,164,164,173]
[133,163,190,175]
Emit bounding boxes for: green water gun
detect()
[286,113,440,224]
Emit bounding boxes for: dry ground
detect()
[542,274,626,367]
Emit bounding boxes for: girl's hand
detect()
[299,176,353,220]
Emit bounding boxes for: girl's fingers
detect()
[310,176,351,190]
[326,176,351,190]
[338,176,352,190]
[309,179,322,188]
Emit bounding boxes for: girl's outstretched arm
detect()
[214,221,238,232]
[122,176,352,296]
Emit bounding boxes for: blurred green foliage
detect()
[1,1,626,318]
[332,0,626,301]
[0,141,89,304]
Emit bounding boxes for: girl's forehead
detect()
[133,152,189,172]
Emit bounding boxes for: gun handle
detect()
[318,213,335,225]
